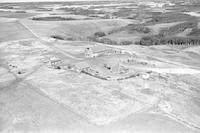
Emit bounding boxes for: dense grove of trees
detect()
[148,12,196,24]
[165,37,200,45]
[138,35,200,46]
[159,21,198,36]
[32,16,76,21]
[108,24,151,35]
[88,36,132,45]
[188,28,200,36]
[94,32,106,37]
[137,21,200,46]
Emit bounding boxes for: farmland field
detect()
[0,21,36,42]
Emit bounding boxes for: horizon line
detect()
[0,0,121,3]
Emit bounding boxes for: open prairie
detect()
[0,0,200,133]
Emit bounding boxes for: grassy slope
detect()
[21,19,132,39]
[0,21,36,42]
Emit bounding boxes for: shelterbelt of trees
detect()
[32,16,76,21]
[138,36,200,46]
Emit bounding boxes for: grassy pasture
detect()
[0,21,36,42]
[4,13,38,19]
[0,11,13,17]
[22,19,131,39]
[0,11,38,19]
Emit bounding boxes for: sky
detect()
[0,0,107,2]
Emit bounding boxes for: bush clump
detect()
[94,32,106,37]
